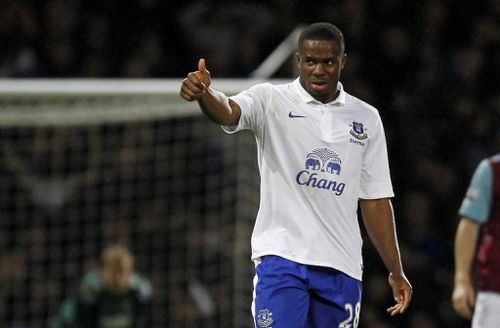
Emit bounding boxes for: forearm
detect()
[361,199,403,274]
[454,218,480,284]
[198,88,240,126]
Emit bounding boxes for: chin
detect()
[308,88,328,96]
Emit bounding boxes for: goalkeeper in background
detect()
[50,244,152,328]
[180,22,412,327]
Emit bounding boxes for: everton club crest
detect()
[257,309,273,327]
[349,121,368,140]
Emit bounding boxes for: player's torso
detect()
[478,155,500,292]
[96,291,137,328]
[258,84,372,198]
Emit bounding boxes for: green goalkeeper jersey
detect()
[51,270,152,328]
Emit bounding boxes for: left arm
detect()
[359,198,412,315]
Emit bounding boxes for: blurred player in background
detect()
[180,22,412,327]
[50,244,152,328]
[452,153,500,327]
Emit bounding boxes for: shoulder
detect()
[232,81,292,111]
[244,81,292,97]
[345,92,380,117]
[78,270,103,303]
[476,157,494,174]
[468,158,493,189]
[130,273,153,302]
[489,153,500,164]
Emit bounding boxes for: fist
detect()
[180,58,211,101]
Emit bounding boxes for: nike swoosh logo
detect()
[288,111,306,118]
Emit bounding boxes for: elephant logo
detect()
[326,161,341,175]
[305,148,342,174]
[305,158,321,170]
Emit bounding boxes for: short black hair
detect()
[298,22,345,53]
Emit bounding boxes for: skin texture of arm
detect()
[452,217,480,320]
[180,58,241,126]
[359,198,412,316]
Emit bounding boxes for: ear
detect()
[296,52,301,68]
[341,53,347,69]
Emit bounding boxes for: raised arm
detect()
[359,198,412,316]
[452,217,480,320]
[180,58,241,126]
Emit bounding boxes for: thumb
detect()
[197,58,211,87]
[198,58,206,73]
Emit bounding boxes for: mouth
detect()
[310,80,328,92]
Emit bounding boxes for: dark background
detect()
[1,0,499,327]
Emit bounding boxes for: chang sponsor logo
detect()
[296,148,346,196]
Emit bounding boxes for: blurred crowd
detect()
[0,118,235,327]
[1,0,500,327]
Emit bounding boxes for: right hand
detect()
[180,58,212,101]
[452,280,476,320]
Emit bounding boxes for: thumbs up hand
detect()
[180,58,212,101]
[197,58,211,88]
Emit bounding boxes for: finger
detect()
[198,58,206,73]
[467,290,476,307]
[454,302,472,319]
[386,293,410,316]
[184,75,205,91]
[180,80,206,101]
[197,58,207,82]
[196,58,211,86]
[389,301,406,315]
[459,298,474,319]
[387,304,402,316]
[180,86,205,101]
[398,289,412,313]
[180,89,196,101]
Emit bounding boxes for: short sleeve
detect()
[221,83,269,134]
[359,115,394,199]
[459,159,493,224]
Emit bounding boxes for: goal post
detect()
[0,78,270,126]
[0,78,282,327]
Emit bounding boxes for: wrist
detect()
[389,271,404,278]
[387,262,404,276]
[454,272,471,284]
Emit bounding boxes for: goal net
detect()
[0,79,274,328]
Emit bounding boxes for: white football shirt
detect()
[223,78,394,280]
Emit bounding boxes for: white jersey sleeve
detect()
[221,83,270,135]
[359,115,394,199]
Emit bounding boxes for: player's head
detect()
[101,244,134,294]
[297,22,347,103]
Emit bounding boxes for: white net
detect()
[0,79,269,328]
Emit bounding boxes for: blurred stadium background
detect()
[0,1,499,327]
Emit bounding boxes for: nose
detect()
[313,63,326,76]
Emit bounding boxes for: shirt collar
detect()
[292,78,346,106]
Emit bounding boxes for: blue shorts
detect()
[252,255,362,328]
